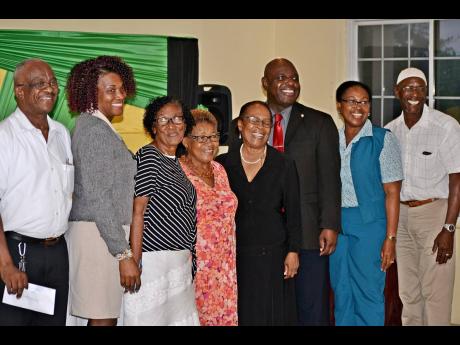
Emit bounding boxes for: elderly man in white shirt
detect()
[0,59,73,325]
[385,67,460,326]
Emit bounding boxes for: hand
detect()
[319,228,337,256]
[432,228,454,264]
[119,258,141,293]
[0,263,28,298]
[283,252,299,279]
[380,238,396,272]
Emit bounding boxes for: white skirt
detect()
[123,249,200,326]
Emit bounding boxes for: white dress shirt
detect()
[385,105,460,201]
[0,108,73,238]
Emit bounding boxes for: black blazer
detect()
[216,144,301,253]
[284,102,341,249]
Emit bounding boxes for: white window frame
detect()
[348,19,439,126]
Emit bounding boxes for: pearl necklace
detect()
[240,144,266,165]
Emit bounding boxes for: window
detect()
[351,19,460,126]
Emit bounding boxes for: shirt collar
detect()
[398,104,431,129]
[13,107,58,133]
[339,119,373,148]
[269,105,293,123]
[414,104,430,128]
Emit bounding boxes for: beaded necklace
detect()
[240,144,266,165]
[184,155,214,178]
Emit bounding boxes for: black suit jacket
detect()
[284,102,341,250]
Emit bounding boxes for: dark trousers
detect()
[0,235,69,326]
[295,249,330,325]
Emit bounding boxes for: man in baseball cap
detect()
[385,67,460,325]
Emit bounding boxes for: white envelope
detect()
[2,283,56,315]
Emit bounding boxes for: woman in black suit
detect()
[216,100,301,325]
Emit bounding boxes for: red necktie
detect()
[273,113,284,153]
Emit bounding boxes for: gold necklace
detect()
[185,156,214,178]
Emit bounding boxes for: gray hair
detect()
[13,58,47,85]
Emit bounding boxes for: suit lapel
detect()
[285,103,303,147]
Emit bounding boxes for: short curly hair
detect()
[66,55,136,114]
[143,95,194,139]
[190,108,218,129]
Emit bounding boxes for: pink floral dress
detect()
[180,160,238,326]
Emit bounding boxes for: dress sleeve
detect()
[0,131,9,200]
[379,131,404,183]
[439,120,460,174]
[283,159,301,253]
[76,126,129,256]
[134,147,157,197]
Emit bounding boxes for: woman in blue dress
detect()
[330,81,403,326]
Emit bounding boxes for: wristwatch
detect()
[387,235,397,241]
[443,224,456,233]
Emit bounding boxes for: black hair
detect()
[335,80,372,102]
[238,100,272,119]
[143,95,194,139]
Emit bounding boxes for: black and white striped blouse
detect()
[134,144,197,278]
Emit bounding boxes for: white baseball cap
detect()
[396,67,427,85]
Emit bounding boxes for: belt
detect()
[5,231,63,247]
[400,198,438,207]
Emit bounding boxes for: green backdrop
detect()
[0,29,168,130]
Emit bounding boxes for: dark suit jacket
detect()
[284,102,341,250]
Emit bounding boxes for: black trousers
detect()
[295,249,331,326]
[0,235,69,326]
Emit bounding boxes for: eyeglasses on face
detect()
[17,79,59,90]
[189,132,220,143]
[401,85,427,93]
[242,115,273,128]
[275,74,299,83]
[155,115,185,126]
[341,99,371,107]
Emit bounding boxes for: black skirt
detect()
[236,244,297,326]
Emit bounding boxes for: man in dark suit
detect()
[262,58,341,325]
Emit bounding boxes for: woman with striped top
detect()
[123,96,200,325]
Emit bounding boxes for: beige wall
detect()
[0,19,347,127]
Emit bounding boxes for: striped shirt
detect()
[134,145,197,278]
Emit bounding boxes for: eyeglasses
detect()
[17,80,59,90]
[155,115,185,126]
[341,99,371,107]
[242,115,273,128]
[189,133,220,143]
[401,85,427,93]
[275,74,299,83]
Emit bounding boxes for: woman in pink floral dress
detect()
[179,108,238,326]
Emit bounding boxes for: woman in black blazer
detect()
[216,100,301,326]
